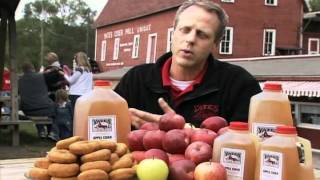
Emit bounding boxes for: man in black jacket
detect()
[115,0,261,128]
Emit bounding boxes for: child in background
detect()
[55,89,73,139]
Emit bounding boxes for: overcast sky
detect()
[15,0,109,20]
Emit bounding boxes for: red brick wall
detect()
[95,0,303,71]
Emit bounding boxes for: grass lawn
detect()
[0,123,55,160]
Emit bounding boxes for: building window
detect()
[292,102,320,126]
[221,0,235,3]
[308,38,320,54]
[132,35,140,59]
[100,40,106,61]
[265,0,278,6]
[166,27,174,52]
[263,29,276,56]
[219,27,233,55]
[113,38,120,60]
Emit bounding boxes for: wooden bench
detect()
[0,116,52,146]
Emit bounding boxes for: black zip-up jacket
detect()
[115,52,261,127]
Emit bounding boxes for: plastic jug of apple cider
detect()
[213,122,258,180]
[248,82,293,141]
[73,80,131,144]
[255,125,314,180]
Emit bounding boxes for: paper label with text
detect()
[220,148,245,179]
[260,150,283,180]
[88,115,117,141]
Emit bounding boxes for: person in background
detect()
[43,52,68,101]
[115,0,261,129]
[55,89,73,139]
[64,51,93,112]
[18,62,58,140]
[1,67,11,116]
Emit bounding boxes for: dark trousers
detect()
[69,95,81,114]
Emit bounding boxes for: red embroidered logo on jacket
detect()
[193,104,219,120]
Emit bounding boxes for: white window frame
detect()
[308,38,320,55]
[221,0,235,3]
[100,40,106,61]
[219,27,234,55]
[146,33,158,63]
[292,101,320,128]
[262,29,276,56]
[166,27,174,52]
[113,38,120,60]
[132,34,140,58]
[265,0,278,6]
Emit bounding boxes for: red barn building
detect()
[94,0,305,72]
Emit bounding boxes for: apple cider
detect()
[73,80,131,144]
[255,126,314,180]
[213,122,258,180]
[248,83,293,141]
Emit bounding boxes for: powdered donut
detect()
[81,149,111,163]
[34,157,51,169]
[77,169,108,180]
[80,161,111,172]
[51,177,77,180]
[96,140,117,152]
[48,149,77,163]
[56,136,82,149]
[69,141,100,155]
[48,163,79,178]
[28,167,50,180]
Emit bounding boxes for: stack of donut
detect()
[27,136,137,180]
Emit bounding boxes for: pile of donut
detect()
[27,136,136,180]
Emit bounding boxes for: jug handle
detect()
[297,137,313,166]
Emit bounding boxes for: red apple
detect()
[140,122,159,130]
[168,153,187,165]
[169,159,196,180]
[191,128,218,146]
[194,162,227,180]
[217,126,229,135]
[185,141,213,165]
[143,130,166,150]
[159,112,186,131]
[200,116,228,133]
[183,127,195,139]
[144,148,169,165]
[127,129,147,151]
[132,151,146,163]
[162,129,190,154]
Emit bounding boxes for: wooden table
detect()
[0,158,320,180]
[0,158,38,180]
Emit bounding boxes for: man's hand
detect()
[129,98,175,129]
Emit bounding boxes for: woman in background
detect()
[64,52,93,112]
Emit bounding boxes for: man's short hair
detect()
[174,0,229,44]
[21,62,35,73]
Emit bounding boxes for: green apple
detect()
[137,158,169,180]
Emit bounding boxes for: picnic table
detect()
[0,96,53,146]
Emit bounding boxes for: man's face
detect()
[171,5,219,69]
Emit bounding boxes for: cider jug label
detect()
[220,148,245,178]
[260,150,283,180]
[252,123,278,141]
[88,115,117,141]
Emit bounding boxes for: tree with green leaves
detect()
[16,0,96,70]
[309,0,320,11]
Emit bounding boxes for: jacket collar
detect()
[145,52,221,95]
